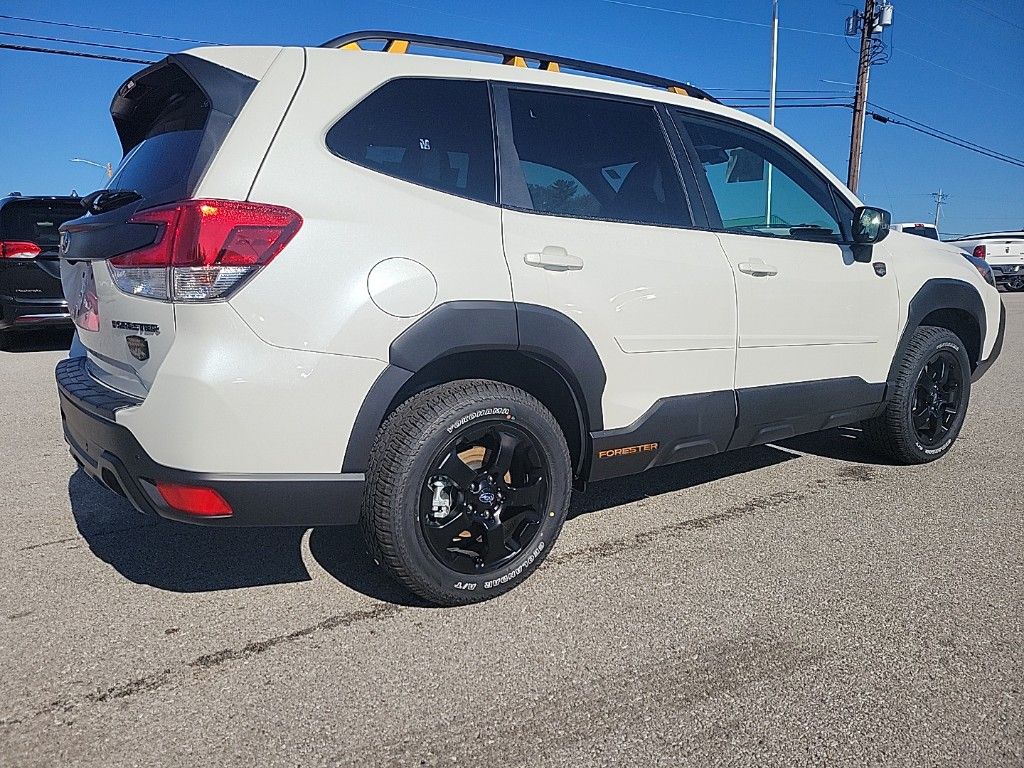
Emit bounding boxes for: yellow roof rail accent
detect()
[320,31,720,104]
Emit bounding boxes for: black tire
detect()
[862,326,972,464]
[1004,277,1024,292]
[361,379,572,606]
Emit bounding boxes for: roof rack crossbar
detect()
[320,30,719,104]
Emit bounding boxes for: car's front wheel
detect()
[362,379,572,606]
[862,326,972,464]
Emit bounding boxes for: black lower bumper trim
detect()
[57,362,363,527]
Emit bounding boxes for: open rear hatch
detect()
[60,55,256,398]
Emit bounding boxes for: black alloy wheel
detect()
[911,350,964,448]
[420,421,548,575]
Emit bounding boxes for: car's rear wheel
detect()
[862,326,971,464]
[362,379,571,605]
[1003,276,1024,292]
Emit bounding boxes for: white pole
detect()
[766,0,778,227]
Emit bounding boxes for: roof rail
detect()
[320,30,719,104]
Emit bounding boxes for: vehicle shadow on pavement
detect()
[779,426,900,466]
[68,469,312,592]
[568,444,797,520]
[0,328,74,353]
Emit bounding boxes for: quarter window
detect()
[676,115,848,243]
[326,78,496,204]
[506,89,689,227]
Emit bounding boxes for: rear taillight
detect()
[155,481,233,517]
[973,245,987,260]
[109,199,302,301]
[0,240,41,259]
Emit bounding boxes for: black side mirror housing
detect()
[852,206,891,244]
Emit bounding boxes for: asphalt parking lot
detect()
[1,296,1021,768]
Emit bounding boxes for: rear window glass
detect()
[108,129,204,201]
[326,78,496,204]
[901,226,939,240]
[1,200,83,248]
[506,89,689,227]
[107,62,212,204]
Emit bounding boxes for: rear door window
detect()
[1,200,83,250]
[504,89,689,227]
[326,78,496,204]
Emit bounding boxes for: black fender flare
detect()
[342,301,606,473]
[886,278,986,388]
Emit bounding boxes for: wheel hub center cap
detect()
[474,477,498,507]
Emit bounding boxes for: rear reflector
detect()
[109,199,302,301]
[155,481,233,516]
[973,245,987,259]
[0,240,42,259]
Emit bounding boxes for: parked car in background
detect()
[893,222,939,240]
[0,194,82,344]
[947,231,1024,292]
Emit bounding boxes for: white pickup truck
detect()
[947,231,1024,292]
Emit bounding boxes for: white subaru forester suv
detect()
[57,32,1005,605]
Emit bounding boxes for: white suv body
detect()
[57,36,1005,604]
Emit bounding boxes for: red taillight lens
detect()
[155,481,233,517]
[109,199,302,301]
[973,245,987,260]
[0,240,42,259]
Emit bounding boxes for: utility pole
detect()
[932,189,950,230]
[845,1,894,194]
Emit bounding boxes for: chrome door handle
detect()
[737,260,779,277]
[524,246,584,271]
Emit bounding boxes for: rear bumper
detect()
[56,356,363,527]
[0,295,70,330]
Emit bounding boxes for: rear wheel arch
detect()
[342,301,605,477]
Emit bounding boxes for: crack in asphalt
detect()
[0,603,404,728]
[551,465,875,568]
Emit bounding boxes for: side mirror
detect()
[852,206,891,244]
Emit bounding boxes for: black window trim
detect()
[491,81,702,232]
[324,75,500,207]
[670,108,858,245]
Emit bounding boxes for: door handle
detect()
[737,260,779,277]
[524,246,584,271]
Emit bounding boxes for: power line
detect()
[869,103,1024,165]
[891,45,1015,96]
[0,13,221,45]
[868,111,1024,168]
[0,30,172,55]
[960,0,1024,32]
[596,0,844,37]
[0,42,153,64]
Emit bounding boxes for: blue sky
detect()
[1,0,1021,236]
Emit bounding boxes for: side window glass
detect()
[521,161,601,217]
[326,78,495,204]
[506,89,690,227]
[678,115,845,243]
